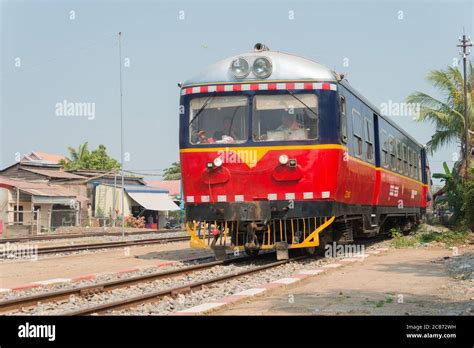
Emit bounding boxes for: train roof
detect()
[183,47,338,86]
[182,44,424,149]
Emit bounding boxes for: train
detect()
[179,43,432,259]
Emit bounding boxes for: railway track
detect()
[33,236,189,255]
[0,253,291,315]
[0,229,182,244]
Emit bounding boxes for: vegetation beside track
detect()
[389,224,472,249]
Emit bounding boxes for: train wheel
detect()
[244,247,260,257]
[314,229,333,257]
[303,247,316,256]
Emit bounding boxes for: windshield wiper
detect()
[188,93,216,126]
[285,89,319,118]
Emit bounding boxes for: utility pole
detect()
[457,31,472,180]
[118,32,125,238]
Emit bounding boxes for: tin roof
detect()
[0,177,77,197]
[183,50,338,86]
[21,151,69,165]
[20,167,87,180]
[146,180,180,196]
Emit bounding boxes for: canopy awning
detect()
[31,196,76,205]
[127,191,179,211]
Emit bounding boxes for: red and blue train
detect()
[179,43,432,259]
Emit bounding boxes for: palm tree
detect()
[59,142,90,170]
[406,64,473,172]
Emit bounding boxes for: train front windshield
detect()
[189,96,248,145]
[188,93,319,145]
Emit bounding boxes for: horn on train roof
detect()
[254,43,269,52]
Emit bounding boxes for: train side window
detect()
[414,152,418,180]
[418,154,422,180]
[381,130,389,168]
[408,148,413,178]
[340,96,347,143]
[402,144,408,175]
[389,135,396,170]
[396,140,402,173]
[364,118,374,162]
[352,109,363,158]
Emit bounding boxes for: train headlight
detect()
[230,57,250,79]
[252,57,272,78]
[279,154,289,165]
[213,157,223,167]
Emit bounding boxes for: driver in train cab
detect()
[276,113,301,131]
[197,130,215,144]
[213,117,239,141]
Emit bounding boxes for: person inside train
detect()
[276,113,301,131]
[213,117,239,141]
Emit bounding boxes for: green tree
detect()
[163,162,181,180]
[61,143,120,171]
[406,64,473,168]
[432,162,463,219]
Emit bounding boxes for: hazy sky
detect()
[1,0,473,181]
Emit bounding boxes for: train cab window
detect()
[381,130,389,168]
[252,94,319,142]
[402,144,408,175]
[396,140,402,173]
[340,96,347,143]
[352,109,363,157]
[389,135,396,170]
[364,118,374,161]
[189,96,248,145]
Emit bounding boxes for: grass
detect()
[364,295,394,308]
[389,226,471,248]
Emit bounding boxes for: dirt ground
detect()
[212,245,474,316]
[0,241,214,288]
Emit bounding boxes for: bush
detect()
[389,226,470,248]
[124,215,145,228]
[389,228,417,248]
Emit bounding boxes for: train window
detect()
[381,130,389,168]
[408,148,413,177]
[252,94,319,142]
[352,109,363,157]
[396,140,402,173]
[340,96,347,143]
[418,154,422,180]
[189,96,249,145]
[414,152,418,180]
[364,118,374,161]
[389,135,396,170]
[402,144,408,175]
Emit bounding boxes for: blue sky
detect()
[0,0,472,181]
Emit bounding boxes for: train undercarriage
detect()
[185,201,422,260]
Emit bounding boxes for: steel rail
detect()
[64,255,307,315]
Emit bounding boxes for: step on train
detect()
[179,43,433,259]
